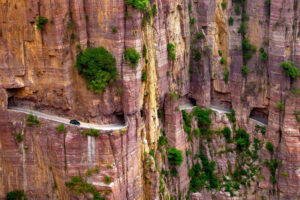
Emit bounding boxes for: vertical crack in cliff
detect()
[21,120,27,192]
[108,133,123,199]
[63,131,67,171]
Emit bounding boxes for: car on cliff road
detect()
[70,119,80,126]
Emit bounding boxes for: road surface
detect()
[209,105,231,114]
[179,103,196,111]
[8,107,127,131]
[249,117,268,126]
[179,104,231,114]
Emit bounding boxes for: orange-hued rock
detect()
[2,0,300,199]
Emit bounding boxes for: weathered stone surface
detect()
[1,0,300,199]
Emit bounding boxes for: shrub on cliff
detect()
[266,142,274,154]
[6,190,27,200]
[124,47,141,67]
[167,43,176,61]
[81,129,100,136]
[75,47,117,93]
[235,129,250,152]
[242,38,256,61]
[55,124,65,132]
[167,147,183,166]
[242,65,248,76]
[193,107,213,135]
[281,61,300,79]
[35,16,48,30]
[223,67,229,84]
[125,0,149,12]
[26,113,40,126]
[223,127,232,143]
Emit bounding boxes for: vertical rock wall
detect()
[1,0,300,199]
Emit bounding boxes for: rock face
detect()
[1,0,300,199]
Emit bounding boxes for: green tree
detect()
[281,61,300,79]
[124,47,141,67]
[35,16,48,30]
[167,147,183,166]
[75,47,118,93]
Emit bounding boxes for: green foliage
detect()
[152,4,157,16]
[190,18,195,25]
[167,43,176,61]
[149,149,155,158]
[182,110,192,134]
[194,128,201,137]
[276,100,284,111]
[26,113,40,126]
[223,67,229,84]
[235,129,250,152]
[167,147,183,166]
[281,61,300,79]
[6,190,27,200]
[221,1,227,9]
[125,0,150,12]
[158,135,168,146]
[55,124,65,132]
[196,32,204,39]
[242,65,248,76]
[188,153,219,192]
[264,159,280,184]
[255,124,266,135]
[65,176,100,197]
[170,167,178,177]
[124,47,141,67]
[228,17,234,25]
[193,107,212,135]
[238,22,248,36]
[266,142,274,154]
[189,163,205,192]
[241,10,249,21]
[226,109,236,123]
[75,47,117,93]
[16,133,23,143]
[235,6,241,15]
[188,3,192,11]
[142,44,147,57]
[242,38,256,62]
[104,176,111,184]
[87,167,99,177]
[294,110,300,123]
[35,16,48,30]
[223,127,232,143]
[218,50,223,56]
[112,27,117,34]
[142,70,147,82]
[220,57,227,65]
[291,87,300,95]
[199,153,219,189]
[81,129,100,136]
[168,91,179,100]
[193,51,201,61]
[260,47,268,62]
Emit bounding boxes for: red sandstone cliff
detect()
[1,0,300,199]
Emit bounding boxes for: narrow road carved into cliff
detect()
[8,107,127,131]
[179,104,232,114]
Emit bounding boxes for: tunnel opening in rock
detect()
[178,97,197,110]
[116,113,125,124]
[249,108,268,125]
[189,97,197,106]
[6,88,24,107]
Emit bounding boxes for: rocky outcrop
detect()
[1,0,300,199]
